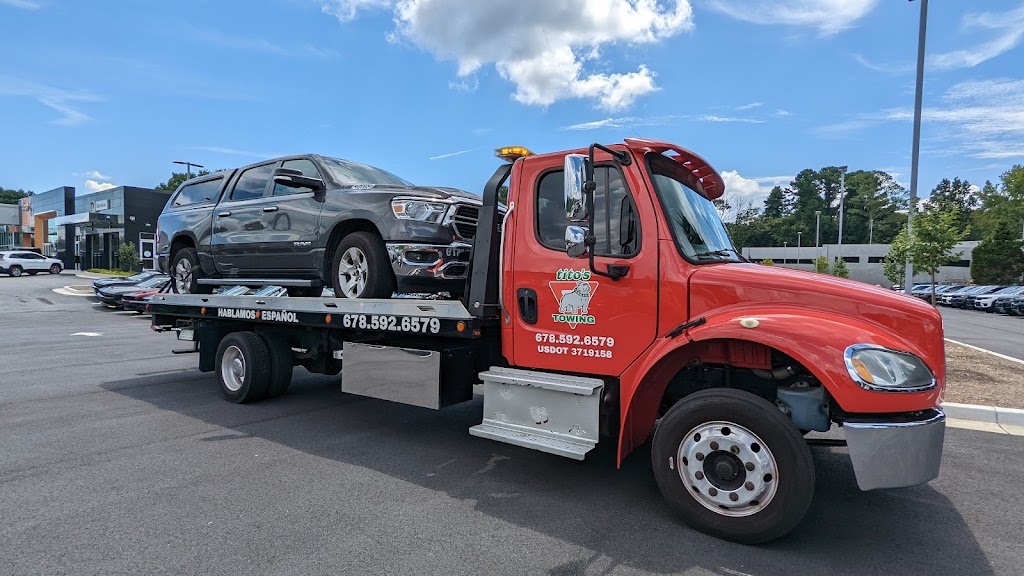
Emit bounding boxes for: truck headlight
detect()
[391,199,449,224]
[844,344,936,392]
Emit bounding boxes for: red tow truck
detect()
[148,139,946,543]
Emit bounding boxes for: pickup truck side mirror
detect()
[273,168,326,192]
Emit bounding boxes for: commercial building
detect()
[15,186,170,271]
[741,242,980,286]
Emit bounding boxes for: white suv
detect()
[0,251,64,277]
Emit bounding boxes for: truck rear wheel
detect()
[330,232,394,299]
[215,332,271,403]
[171,247,213,295]
[651,388,815,544]
[260,334,294,398]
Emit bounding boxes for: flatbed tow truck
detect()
[149,139,946,544]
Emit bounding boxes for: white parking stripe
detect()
[945,338,1024,365]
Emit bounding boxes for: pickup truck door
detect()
[212,162,276,274]
[508,153,659,376]
[260,158,323,271]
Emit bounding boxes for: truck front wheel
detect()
[215,332,271,403]
[651,388,815,544]
[170,247,212,294]
[330,232,394,299]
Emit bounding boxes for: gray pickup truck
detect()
[156,154,483,298]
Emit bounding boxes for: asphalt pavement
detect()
[2,273,1024,575]
[939,306,1024,361]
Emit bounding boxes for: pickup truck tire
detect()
[215,332,270,403]
[651,388,814,545]
[331,232,394,299]
[170,247,213,295]
[260,334,293,398]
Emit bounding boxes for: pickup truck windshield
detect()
[321,157,413,187]
[647,153,740,263]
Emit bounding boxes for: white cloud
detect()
[0,76,100,125]
[326,0,694,111]
[706,0,879,36]
[190,146,279,158]
[448,77,479,92]
[429,148,476,160]
[693,114,765,124]
[0,0,40,9]
[774,109,792,117]
[930,5,1024,70]
[736,102,763,110]
[85,179,116,192]
[560,112,771,130]
[719,171,791,217]
[852,53,913,75]
[75,170,111,180]
[188,26,339,59]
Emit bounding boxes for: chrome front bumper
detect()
[843,408,945,491]
[387,242,472,281]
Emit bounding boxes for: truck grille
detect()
[450,205,480,240]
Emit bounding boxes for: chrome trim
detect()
[387,241,472,280]
[843,408,945,490]
[843,343,937,393]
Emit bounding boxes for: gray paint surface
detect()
[2,273,1023,575]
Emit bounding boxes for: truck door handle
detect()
[517,288,538,325]
[262,206,279,213]
[217,211,231,217]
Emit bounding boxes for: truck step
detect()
[469,367,604,461]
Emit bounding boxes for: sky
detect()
[1,0,1023,215]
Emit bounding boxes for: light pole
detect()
[172,160,205,179]
[905,0,928,294]
[797,231,802,264]
[783,241,788,264]
[837,166,848,261]
[815,210,822,253]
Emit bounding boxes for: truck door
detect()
[509,153,659,376]
[212,163,276,274]
[260,158,323,271]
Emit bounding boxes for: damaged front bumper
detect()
[387,241,472,295]
[843,408,945,491]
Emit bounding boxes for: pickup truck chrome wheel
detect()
[677,421,778,517]
[337,247,368,298]
[173,258,194,294]
[220,345,246,392]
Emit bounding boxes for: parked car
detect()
[1009,296,1024,316]
[969,286,1024,311]
[946,285,1002,308]
[91,270,163,293]
[121,288,164,313]
[992,293,1023,315]
[97,276,169,307]
[157,155,488,299]
[0,251,64,276]
[913,284,961,302]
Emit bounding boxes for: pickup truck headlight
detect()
[391,199,449,224]
[844,344,936,392]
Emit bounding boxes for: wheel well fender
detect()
[616,308,943,466]
[322,218,385,278]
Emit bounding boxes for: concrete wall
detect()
[741,242,980,287]
[0,204,18,226]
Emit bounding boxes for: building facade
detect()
[741,242,980,287]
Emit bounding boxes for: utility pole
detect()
[797,231,802,264]
[905,0,929,294]
[815,210,821,250]
[783,241,788,264]
[172,160,205,180]
[837,166,848,260]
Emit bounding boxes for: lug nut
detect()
[708,488,718,497]
[696,452,705,461]
[709,441,719,450]
[730,445,740,454]
[745,462,755,471]
[745,481,755,491]
[729,493,739,502]
[695,471,704,480]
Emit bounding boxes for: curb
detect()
[942,402,1024,435]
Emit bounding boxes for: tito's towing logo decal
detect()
[549,268,598,329]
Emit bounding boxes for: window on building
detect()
[536,166,640,257]
[229,164,275,201]
[173,178,223,207]
[842,256,860,263]
[273,159,322,196]
[868,256,885,264]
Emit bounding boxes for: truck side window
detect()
[272,159,321,196]
[536,166,640,257]
[229,164,274,201]
[173,178,223,207]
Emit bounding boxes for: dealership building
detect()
[1,186,170,271]
[741,242,981,287]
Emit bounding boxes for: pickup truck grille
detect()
[451,205,480,240]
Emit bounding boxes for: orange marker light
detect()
[456,321,466,332]
[200,307,207,315]
[325,314,332,324]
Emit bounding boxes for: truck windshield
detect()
[321,157,414,187]
[647,153,740,263]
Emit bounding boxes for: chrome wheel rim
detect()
[337,247,368,298]
[50,265,61,274]
[220,345,245,392]
[11,267,21,277]
[677,420,778,517]
[174,258,193,294]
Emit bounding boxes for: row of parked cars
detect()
[908,283,1024,315]
[91,270,294,312]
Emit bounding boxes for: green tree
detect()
[970,220,1024,284]
[974,167,1024,241]
[156,170,211,191]
[831,258,849,278]
[118,241,141,272]
[903,208,968,305]
[762,186,788,218]
[928,177,977,236]
[0,187,32,204]
[883,232,908,287]
[845,171,907,244]
[814,256,829,274]
[759,258,775,266]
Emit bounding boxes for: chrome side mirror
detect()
[565,225,589,258]
[564,154,589,222]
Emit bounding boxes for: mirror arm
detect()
[582,143,631,281]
